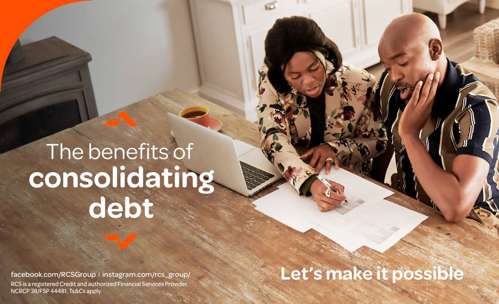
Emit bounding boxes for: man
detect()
[373,13,498,224]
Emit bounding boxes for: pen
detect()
[318,177,347,202]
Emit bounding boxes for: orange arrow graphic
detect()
[104,111,137,127]
[105,232,137,250]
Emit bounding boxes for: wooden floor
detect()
[367,2,499,78]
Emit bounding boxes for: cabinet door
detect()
[242,0,302,27]
[306,0,360,56]
[362,0,405,48]
[0,89,87,153]
[243,2,306,98]
[247,29,268,96]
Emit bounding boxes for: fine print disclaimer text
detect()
[10,271,190,296]
[281,265,464,284]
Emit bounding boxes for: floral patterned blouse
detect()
[256,52,388,193]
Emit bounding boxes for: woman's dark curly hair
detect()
[264,16,343,95]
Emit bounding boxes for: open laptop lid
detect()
[167,113,249,195]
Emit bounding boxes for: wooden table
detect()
[1,90,497,303]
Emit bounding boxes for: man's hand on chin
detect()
[398,72,440,140]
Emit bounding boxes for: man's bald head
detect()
[379,13,442,59]
[378,13,447,100]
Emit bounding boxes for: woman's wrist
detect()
[299,175,318,196]
[323,142,339,154]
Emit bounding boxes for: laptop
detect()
[167,113,281,196]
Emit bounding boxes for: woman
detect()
[257,16,387,212]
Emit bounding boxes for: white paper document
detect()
[277,168,394,203]
[254,169,427,253]
[254,188,312,233]
[255,185,364,252]
[344,199,428,252]
[318,168,395,202]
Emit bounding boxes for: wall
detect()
[21,0,200,115]
[488,0,499,9]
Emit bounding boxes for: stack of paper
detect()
[253,168,428,253]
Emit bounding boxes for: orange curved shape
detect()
[0,0,89,90]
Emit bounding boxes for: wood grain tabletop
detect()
[0,89,497,303]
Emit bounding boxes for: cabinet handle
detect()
[264,1,278,11]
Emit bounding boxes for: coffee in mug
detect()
[179,106,209,127]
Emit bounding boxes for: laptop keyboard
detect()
[240,162,274,190]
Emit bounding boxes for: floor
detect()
[366,2,499,183]
[368,2,499,77]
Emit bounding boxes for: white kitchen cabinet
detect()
[189,0,412,120]
[305,0,361,59]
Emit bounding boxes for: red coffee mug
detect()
[179,106,210,127]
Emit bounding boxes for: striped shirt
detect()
[375,59,499,221]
